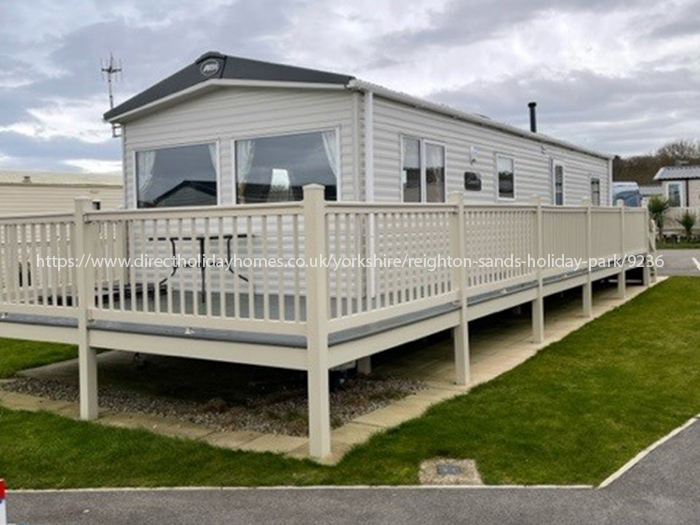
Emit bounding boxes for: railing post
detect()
[303,184,331,460]
[448,191,469,386]
[643,202,653,286]
[531,196,545,343]
[74,197,98,420]
[582,197,593,317]
[617,199,626,299]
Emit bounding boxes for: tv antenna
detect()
[101,53,123,137]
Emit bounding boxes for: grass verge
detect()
[0,277,699,488]
[657,241,700,250]
[0,339,76,379]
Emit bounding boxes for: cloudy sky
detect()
[1,0,699,173]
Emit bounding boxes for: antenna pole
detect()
[101,53,122,109]
[101,53,123,137]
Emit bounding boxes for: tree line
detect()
[612,139,700,186]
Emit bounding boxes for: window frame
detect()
[666,181,684,207]
[231,126,341,205]
[552,160,565,206]
[494,153,516,201]
[590,176,601,206]
[132,140,221,209]
[399,134,447,203]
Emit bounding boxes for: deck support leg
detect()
[303,185,331,460]
[75,197,98,420]
[582,280,593,318]
[617,269,626,299]
[357,357,372,375]
[453,320,470,386]
[531,195,545,344]
[532,295,545,344]
[307,362,331,460]
[617,201,627,300]
[448,191,470,386]
[79,343,98,420]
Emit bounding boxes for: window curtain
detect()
[137,150,157,197]
[208,144,218,171]
[236,140,255,202]
[426,144,445,202]
[322,130,338,179]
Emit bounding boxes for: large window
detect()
[235,130,338,204]
[591,178,601,206]
[497,155,515,199]
[401,137,445,203]
[136,143,218,208]
[553,162,564,205]
[667,182,682,207]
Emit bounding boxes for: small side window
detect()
[667,182,682,207]
[590,178,601,206]
[496,156,515,199]
[553,162,564,205]
[464,172,482,191]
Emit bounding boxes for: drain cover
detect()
[419,459,483,485]
[436,464,463,476]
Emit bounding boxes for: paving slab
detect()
[238,434,309,454]
[201,430,263,450]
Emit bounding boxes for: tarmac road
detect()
[657,249,700,276]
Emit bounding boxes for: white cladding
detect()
[123,87,356,208]
[122,86,611,208]
[370,96,610,205]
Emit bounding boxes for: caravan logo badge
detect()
[199,59,221,77]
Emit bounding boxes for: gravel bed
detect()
[3,374,426,436]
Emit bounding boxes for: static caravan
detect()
[653,165,700,236]
[0,170,122,215]
[0,52,651,461]
[654,165,700,208]
[104,51,612,212]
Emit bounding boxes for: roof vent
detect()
[196,51,227,63]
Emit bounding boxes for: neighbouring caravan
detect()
[0,170,123,215]
[104,51,613,211]
[654,164,700,208]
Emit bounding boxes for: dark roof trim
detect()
[104,51,354,121]
[654,165,700,181]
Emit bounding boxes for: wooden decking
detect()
[0,186,656,459]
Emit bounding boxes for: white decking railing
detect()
[0,190,652,337]
[0,212,78,316]
[0,186,654,460]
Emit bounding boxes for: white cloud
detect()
[0,96,112,144]
[1,0,699,170]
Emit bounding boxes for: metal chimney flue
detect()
[528,101,537,133]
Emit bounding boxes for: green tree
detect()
[678,211,697,241]
[647,195,670,238]
[613,138,700,185]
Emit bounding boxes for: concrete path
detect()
[7,418,700,524]
[657,249,700,275]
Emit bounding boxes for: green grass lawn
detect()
[1,277,699,488]
[657,241,700,249]
[0,338,77,379]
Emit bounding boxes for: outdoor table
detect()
[148,233,250,303]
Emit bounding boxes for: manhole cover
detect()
[436,464,463,476]
[419,459,483,485]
